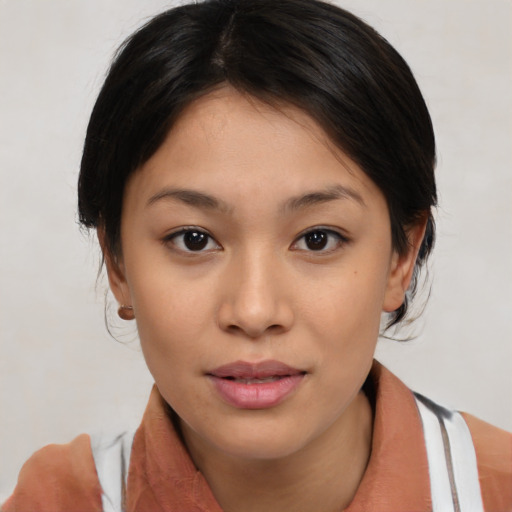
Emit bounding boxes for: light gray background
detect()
[1,0,511,499]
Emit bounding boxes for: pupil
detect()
[184,231,208,250]
[305,231,327,250]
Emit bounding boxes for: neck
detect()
[182,391,373,512]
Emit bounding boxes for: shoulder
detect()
[461,412,512,511]
[2,434,103,512]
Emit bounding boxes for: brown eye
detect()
[183,230,208,250]
[292,228,346,253]
[304,230,328,250]
[166,228,220,253]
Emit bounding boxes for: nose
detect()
[217,250,294,339]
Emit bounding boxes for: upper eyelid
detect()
[294,226,347,241]
[164,226,213,239]
[164,227,221,250]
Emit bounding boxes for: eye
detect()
[165,228,220,253]
[292,228,346,252]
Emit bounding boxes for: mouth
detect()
[207,360,307,409]
[221,375,290,384]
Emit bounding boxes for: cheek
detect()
[124,258,213,370]
[304,274,383,413]
[300,261,389,339]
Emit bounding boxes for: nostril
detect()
[268,324,286,334]
[224,323,284,339]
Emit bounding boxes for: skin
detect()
[104,88,425,511]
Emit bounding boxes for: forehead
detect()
[176,88,325,139]
[164,88,336,168]
[124,87,386,215]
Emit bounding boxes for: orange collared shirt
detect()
[4,362,511,511]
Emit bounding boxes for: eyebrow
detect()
[146,184,365,213]
[282,184,365,213]
[146,188,232,213]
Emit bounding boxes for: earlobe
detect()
[383,220,427,313]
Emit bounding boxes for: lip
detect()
[207,360,306,409]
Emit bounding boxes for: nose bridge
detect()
[218,244,292,338]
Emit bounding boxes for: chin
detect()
[222,435,306,461]
[201,415,315,461]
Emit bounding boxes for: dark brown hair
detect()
[78,0,437,327]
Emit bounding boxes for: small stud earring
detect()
[118,305,135,321]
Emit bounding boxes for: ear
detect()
[383,219,428,313]
[97,228,132,308]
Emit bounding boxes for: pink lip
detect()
[207,360,306,409]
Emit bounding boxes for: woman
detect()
[3,0,510,510]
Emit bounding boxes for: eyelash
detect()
[163,226,348,254]
[291,227,348,253]
[163,227,220,253]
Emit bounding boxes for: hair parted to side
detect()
[78,0,437,329]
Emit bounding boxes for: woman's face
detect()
[107,88,418,461]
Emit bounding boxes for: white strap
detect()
[444,410,486,511]
[415,396,455,510]
[414,394,484,512]
[90,431,134,512]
